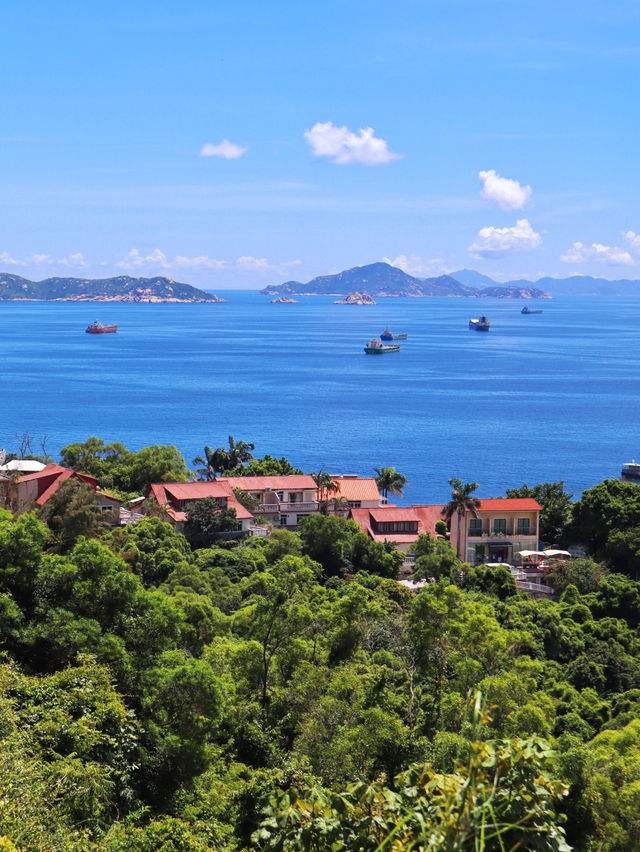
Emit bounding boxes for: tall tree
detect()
[374,467,407,502]
[192,445,226,480]
[313,471,339,511]
[194,436,255,479]
[442,478,481,560]
[506,481,573,544]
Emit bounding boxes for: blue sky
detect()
[1,0,639,288]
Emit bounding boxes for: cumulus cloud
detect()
[116,249,170,270]
[478,169,532,210]
[116,250,301,275]
[560,241,634,266]
[0,251,87,268]
[199,139,248,159]
[469,219,542,259]
[382,254,448,277]
[304,121,402,165]
[58,252,87,268]
[624,231,640,253]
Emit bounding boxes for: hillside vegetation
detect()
[2,444,640,849]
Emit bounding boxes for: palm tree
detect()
[374,467,407,503]
[328,495,350,517]
[193,436,254,479]
[192,445,219,480]
[442,478,481,559]
[226,435,255,470]
[313,471,339,502]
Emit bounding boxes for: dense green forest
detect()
[3,441,640,849]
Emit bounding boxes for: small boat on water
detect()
[364,337,401,354]
[521,305,543,314]
[469,316,490,331]
[86,321,118,334]
[380,327,408,341]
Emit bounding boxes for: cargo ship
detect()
[380,327,408,341]
[364,337,401,354]
[469,316,490,331]
[86,321,118,334]
[521,306,543,314]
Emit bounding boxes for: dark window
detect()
[493,518,507,534]
[516,518,531,535]
[469,518,483,535]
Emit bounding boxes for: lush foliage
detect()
[506,481,573,544]
[59,437,192,494]
[3,468,640,850]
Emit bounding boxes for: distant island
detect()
[0,274,223,302]
[334,291,376,305]
[271,296,298,303]
[260,262,551,299]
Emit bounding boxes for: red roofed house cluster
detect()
[1,461,543,572]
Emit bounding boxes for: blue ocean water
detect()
[1,293,638,503]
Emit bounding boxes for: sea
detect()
[1,292,639,504]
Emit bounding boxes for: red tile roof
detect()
[472,498,542,513]
[164,482,236,501]
[36,469,75,505]
[15,463,100,506]
[18,463,98,487]
[369,507,421,523]
[145,481,253,520]
[224,475,317,491]
[330,476,381,502]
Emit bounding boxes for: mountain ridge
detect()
[260,262,550,299]
[0,274,223,302]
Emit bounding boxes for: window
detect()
[276,491,284,501]
[469,518,483,536]
[516,518,531,535]
[349,500,361,509]
[493,518,507,534]
[296,514,307,525]
[290,492,302,504]
[279,515,288,526]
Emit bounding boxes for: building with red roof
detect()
[329,475,382,509]
[144,480,254,533]
[349,503,443,551]
[224,474,319,528]
[3,463,122,523]
[449,497,541,566]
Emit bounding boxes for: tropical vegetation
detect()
[3,438,640,848]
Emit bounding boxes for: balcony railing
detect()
[279,501,318,513]
[468,528,535,538]
[250,500,319,514]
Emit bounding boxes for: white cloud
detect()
[304,121,402,165]
[0,251,87,269]
[200,139,248,159]
[58,252,87,268]
[0,251,22,266]
[469,219,542,259]
[560,241,634,266]
[624,231,640,253]
[382,254,448,277]
[116,250,301,275]
[478,169,532,210]
[116,249,170,270]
